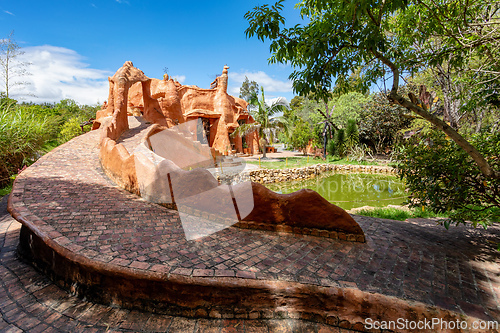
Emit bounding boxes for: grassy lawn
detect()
[245,156,384,169]
[355,206,449,221]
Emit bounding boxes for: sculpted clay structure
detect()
[94,61,365,241]
[94,61,365,242]
[94,62,259,155]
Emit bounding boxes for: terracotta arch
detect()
[107,61,151,140]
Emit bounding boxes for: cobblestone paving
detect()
[1,196,355,332]
[6,124,500,326]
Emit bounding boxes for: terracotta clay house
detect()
[94,62,258,155]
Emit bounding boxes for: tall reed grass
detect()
[0,101,52,186]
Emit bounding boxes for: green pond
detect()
[266,172,407,210]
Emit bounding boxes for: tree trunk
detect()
[260,137,267,159]
[390,90,499,179]
[371,49,500,179]
[323,123,328,158]
[475,108,485,133]
[436,64,461,129]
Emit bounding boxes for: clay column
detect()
[112,77,130,139]
[107,78,115,115]
[212,66,232,154]
[234,132,243,152]
[163,79,184,125]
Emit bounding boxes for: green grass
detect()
[0,183,12,197]
[0,98,98,189]
[0,104,52,187]
[41,139,61,153]
[355,206,449,221]
[246,156,383,169]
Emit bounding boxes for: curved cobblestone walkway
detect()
[1,195,354,333]
[4,123,500,331]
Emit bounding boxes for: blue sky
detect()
[1,0,305,105]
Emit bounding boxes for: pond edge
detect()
[226,163,396,184]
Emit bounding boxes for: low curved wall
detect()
[132,127,365,241]
[247,164,395,184]
[100,137,138,193]
[14,222,471,331]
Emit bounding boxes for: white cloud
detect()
[3,10,14,16]
[266,96,289,106]
[172,75,186,84]
[11,45,110,105]
[228,71,293,97]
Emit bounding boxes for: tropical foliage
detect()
[0,95,98,188]
[245,0,500,179]
[0,99,50,186]
[396,129,500,228]
[0,31,32,99]
[232,87,289,158]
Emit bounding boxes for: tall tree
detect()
[289,118,315,154]
[244,0,500,179]
[0,31,31,99]
[286,95,304,121]
[239,76,259,103]
[358,89,412,154]
[232,87,289,158]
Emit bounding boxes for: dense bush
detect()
[358,89,413,154]
[327,136,336,156]
[0,102,52,187]
[345,119,359,150]
[396,130,500,228]
[0,97,99,188]
[289,119,316,153]
[333,128,346,157]
[59,117,84,142]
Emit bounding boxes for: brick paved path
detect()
[1,195,355,333]
[5,125,500,330]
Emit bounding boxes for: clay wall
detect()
[117,66,254,155]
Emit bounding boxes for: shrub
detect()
[0,103,51,187]
[349,144,372,162]
[356,207,448,221]
[396,129,500,228]
[59,117,85,143]
[0,97,98,189]
[358,89,413,154]
[290,119,315,152]
[345,118,359,149]
[334,128,346,157]
[327,136,336,156]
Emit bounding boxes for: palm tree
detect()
[232,87,290,158]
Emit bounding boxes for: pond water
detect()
[266,172,407,210]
